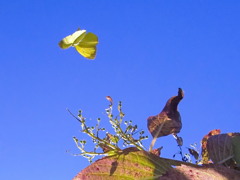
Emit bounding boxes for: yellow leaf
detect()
[59,29,98,59]
[75,45,97,60]
[59,29,86,49]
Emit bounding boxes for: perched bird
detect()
[147,88,184,138]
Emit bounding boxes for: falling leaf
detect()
[59,28,98,59]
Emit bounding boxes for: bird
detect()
[147,88,184,138]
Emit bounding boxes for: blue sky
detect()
[1,1,240,179]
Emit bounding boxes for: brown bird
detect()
[147,88,184,138]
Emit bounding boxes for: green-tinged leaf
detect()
[73,147,199,180]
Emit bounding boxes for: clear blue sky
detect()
[1,1,240,179]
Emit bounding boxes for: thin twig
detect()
[66,108,81,122]
[68,108,120,151]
